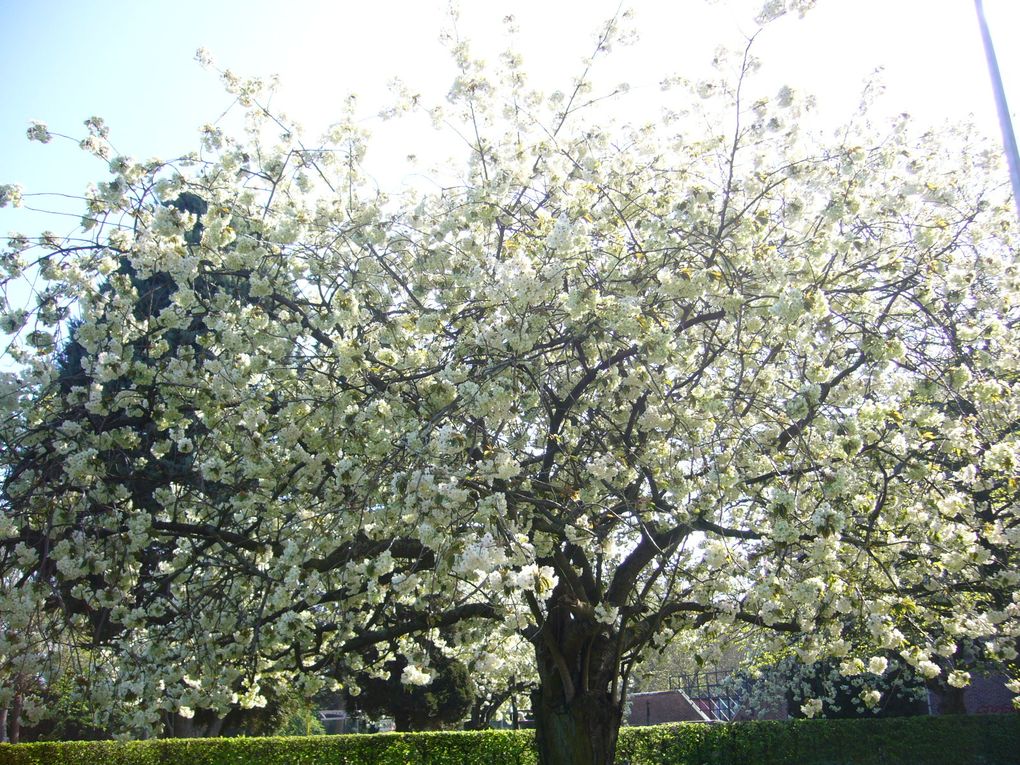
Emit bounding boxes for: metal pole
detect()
[975,0,1020,219]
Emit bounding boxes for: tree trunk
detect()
[10,693,22,744]
[532,684,622,765]
[393,710,412,732]
[935,684,968,715]
[531,628,625,765]
[205,715,226,737]
[0,706,8,742]
[511,684,519,730]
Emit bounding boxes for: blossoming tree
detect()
[1,12,1018,765]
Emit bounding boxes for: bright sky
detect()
[0,0,1017,249]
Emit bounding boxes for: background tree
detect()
[344,637,474,732]
[771,655,929,719]
[1,10,1018,765]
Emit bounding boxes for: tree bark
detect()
[393,710,412,732]
[935,684,968,715]
[10,693,22,744]
[531,631,624,765]
[205,715,226,737]
[532,684,622,765]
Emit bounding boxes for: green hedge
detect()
[615,715,1020,765]
[1,715,1017,765]
[0,730,536,765]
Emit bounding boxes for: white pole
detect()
[975,0,1020,219]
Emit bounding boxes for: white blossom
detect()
[26,121,51,143]
[0,183,23,208]
[401,664,432,686]
[800,698,823,717]
[860,688,881,709]
[947,670,971,688]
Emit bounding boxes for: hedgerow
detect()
[1,715,1017,765]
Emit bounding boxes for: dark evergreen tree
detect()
[344,638,474,731]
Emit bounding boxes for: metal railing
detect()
[668,670,746,722]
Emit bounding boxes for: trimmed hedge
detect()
[0,730,536,765]
[1,715,1017,765]
[616,715,1020,764]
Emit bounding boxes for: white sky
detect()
[0,0,1017,258]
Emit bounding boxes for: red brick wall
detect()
[930,673,1016,716]
[627,691,708,726]
[627,673,1016,728]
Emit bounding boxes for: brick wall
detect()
[626,679,1004,725]
[627,691,710,726]
[929,672,1016,716]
